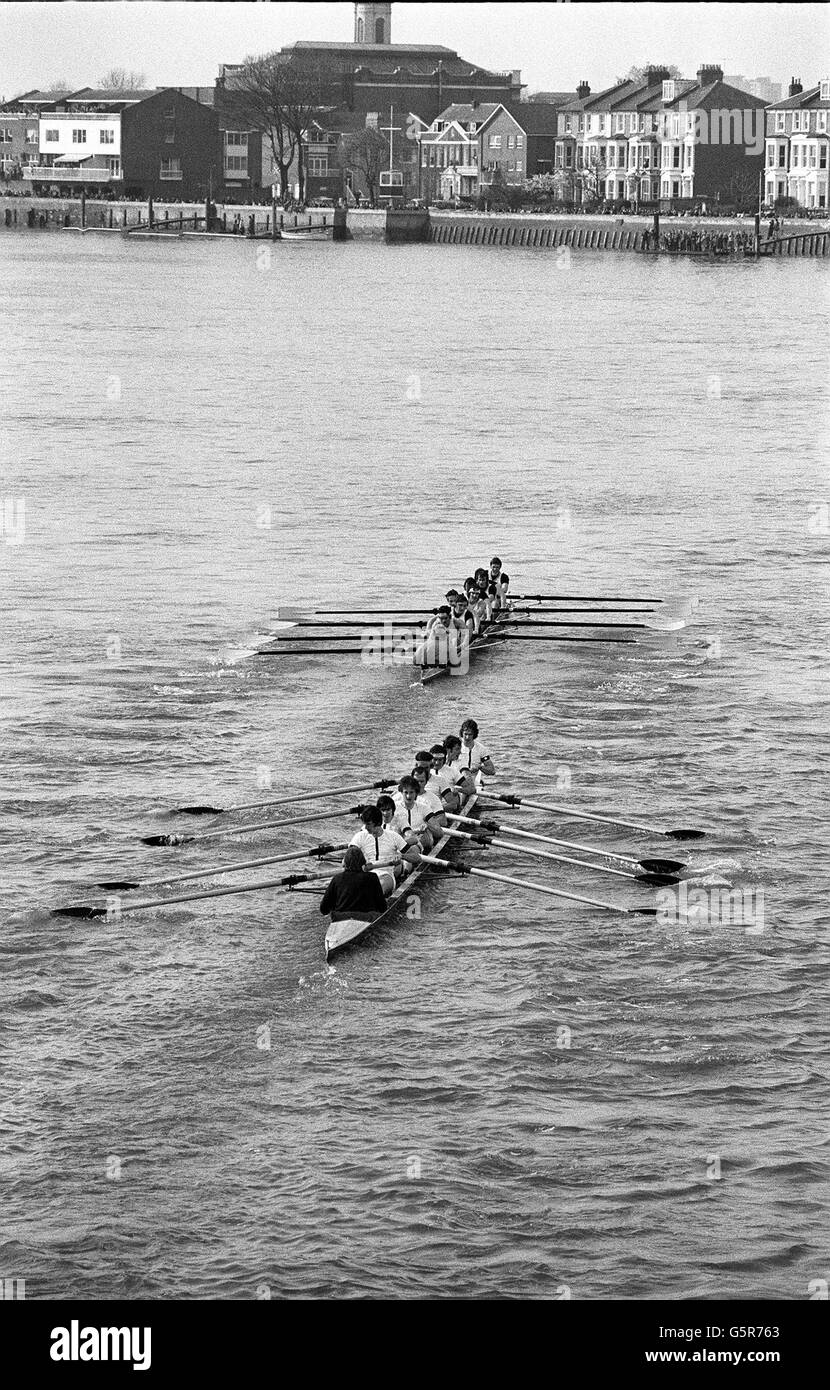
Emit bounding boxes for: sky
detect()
[0,1,827,100]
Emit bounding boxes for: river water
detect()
[1,232,828,1300]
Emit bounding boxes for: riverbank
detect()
[3,196,828,256]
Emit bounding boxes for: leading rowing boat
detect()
[324,791,479,958]
[420,609,511,685]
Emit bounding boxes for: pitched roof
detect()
[434,101,502,126]
[527,92,575,107]
[662,78,768,110]
[768,85,829,110]
[501,101,561,134]
[63,87,159,103]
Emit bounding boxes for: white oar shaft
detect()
[481,795,672,836]
[447,813,638,867]
[421,856,632,913]
[213,780,386,813]
[104,871,333,916]
[184,804,359,843]
[109,844,351,891]
[443,827,635,879]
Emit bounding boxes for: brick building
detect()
[765,78,830,210]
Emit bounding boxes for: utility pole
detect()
[381,105,401,202]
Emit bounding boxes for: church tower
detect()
[354,3,392,45]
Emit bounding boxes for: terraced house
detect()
[765,78,830,210]
[418,99,566,202]
[551,64,766,209]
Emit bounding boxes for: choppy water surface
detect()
[1,234,828,1299]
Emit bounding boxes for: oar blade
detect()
[96,879,141,891]
[173,804,224,816]
[630,906,660,916]
[638,858,686,874]
[635,872,680,886]
[51,904,107,920]
[667,829,706,841]
[141,833,180,847]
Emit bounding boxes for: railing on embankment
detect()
[765,230,830,257]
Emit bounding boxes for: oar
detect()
[482,633,638,645]
[443,826,679,884]
[52,869,335,921]
[503,617,686,632]
[480,792,705,841]
[420,856,658,915]
[142,802,366,847]
[446,814,686,875]
[95,841,350,893]
[255,647,377,656]
[273,619,428,629]
[175,777,396,817]
[513,592,664,604]
[306,606,658,616]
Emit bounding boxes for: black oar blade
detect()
[635,872,680,886]
[638,857,686,874]
[51,904,107,920]
[630,906,660,916]
[96,879,140,891]
[667,829,706,841]
[174,804,224,816]
[141,834,179,847]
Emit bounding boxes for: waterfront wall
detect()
[3,196,828,256]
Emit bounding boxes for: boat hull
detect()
[324,792,479,958]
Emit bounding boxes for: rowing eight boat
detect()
[420,610,512,685]
[324,791,479,958]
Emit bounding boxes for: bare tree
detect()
[98,68,148,91]
[337,127,388,207]
[578,149,608,205]
[230,52,324,203]
[45,79,73,93]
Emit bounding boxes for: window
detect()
[565,146,572,167]
[766,143,775,165]
[469,122,477,134]
[821,146,828,169]
[226,131,248,148]
[516,134,523,148]
[662,80,676,102]
[809,145,817,167]
[0,128,11,143]
[672,180,679,196]
[366,112,379,129]
[109,157,121,177]
[489,133,501,147]
[817,111,827,133]
[585,115,593,134]
[26,128,37,143]
[507,134,514,148]
[45,129,59,142]
[778,144,787,167]
[608,147,615,167]
[308,155,327,177]
[160,157,182,179]
[224,155,247,173]
[379,170,403,187]
[672,146,680,168]
[72,129,87,144]
[100,129,114,145]
[775,112,786,132]
[820,80,830,101]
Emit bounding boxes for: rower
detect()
[450,591,476,640]
[429,742,465,812]
[444,733,481,797]
[349,804,419,896]
[391,775,434,851]
[410,763,447,836]
[489,556,510,604]
[469,584,492,633]
[459,717,495,777]
[414,605,465,672]
[378,793,421,850]
[319,845,388,924]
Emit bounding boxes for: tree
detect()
[730,168,757,211]
[45,79,72,93]
[616,64,681,84]
[230,52,324,203]
[578,149,608,204]
[98,68,147,91]
[337,126,388,207]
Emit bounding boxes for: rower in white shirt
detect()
[410,763,446,835]
[349,804,419,896]
[414,605,465,670]
[443,734,476,795]
[428,742,465,812]
[458,718,495,777]
[390,776,434,851]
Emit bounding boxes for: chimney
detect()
[697,64,723,85]
[645,66,671,85]
[788,77,803,97]
[576,80,590,100]
[472,99,479,111]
